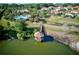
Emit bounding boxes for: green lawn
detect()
[0,39,79,55]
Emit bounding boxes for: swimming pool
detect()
[14,15,29,20]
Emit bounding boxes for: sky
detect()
[0,0,79,3]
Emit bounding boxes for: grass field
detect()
[47,16,79,25]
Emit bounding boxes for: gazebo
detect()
[34,22,46,42]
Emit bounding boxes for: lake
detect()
[0,39,79,55]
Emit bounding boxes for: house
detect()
[41,7,48,11]
[17,9,29,13]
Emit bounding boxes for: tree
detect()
[0,9,6,20]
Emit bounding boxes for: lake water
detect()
[0,39,79,55]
